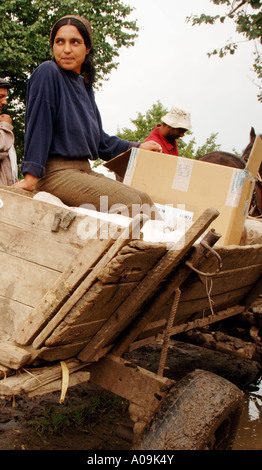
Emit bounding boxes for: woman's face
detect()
[53,24,90,74]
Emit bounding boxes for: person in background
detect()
[0,78,18,186]
[14,15,162,219]
[144,106,192,155]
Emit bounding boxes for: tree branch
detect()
[229,0,247,17]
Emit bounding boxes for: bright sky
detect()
[95,0,261,156]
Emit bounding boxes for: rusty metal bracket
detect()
[158,287,181,377]
[51,210,76,232]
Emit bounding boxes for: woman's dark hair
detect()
[50,16,96,85]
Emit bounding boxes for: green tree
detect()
[116,100,168,142]
[187,0,262,101]
[117,101,221,158]
[0,0,138,164]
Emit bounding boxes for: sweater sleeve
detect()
[21,64,58,178]
[0,122,14,159]
[91,91,139,161]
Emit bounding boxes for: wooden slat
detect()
[45,244,165,346]
[0,221,81,271]
[180,265,262,301]
[32,214,146,349]
[37,341,89,362]
[111,230,221,357]
[0,188,88,247]
[203,244,262,271]
[135,305,246,343]
[87,354,173,411]
[46,319,105,346]
[0,359,86,397]
[77,207,219,362]
[14,236,113,345]
[98,244,166,284]
[0,253,59,306]
[153,286,252,326]
[45,282,137,346]
[0,342,32,370]
[0,297,32,339]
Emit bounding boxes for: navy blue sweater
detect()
[21,61,135,178]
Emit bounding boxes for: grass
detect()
[32,391,128,436]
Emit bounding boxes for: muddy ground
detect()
[0,383,133,451]
[0,336,261,452]
[1,300,262,452]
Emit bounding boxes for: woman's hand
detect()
[12,173,39,191]
[139,140,162,152]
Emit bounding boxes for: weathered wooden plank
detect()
[44,246,165,347]
[32,214,146,349]
[245,275,262,308]
[137,305,246,341]
[98,245,167,284]
[50,282,136,328]
[27,371,91,398]
[14,236,114,346]
[87,354,173,411]
[0,221,81,271]
[0,363,12,379]
[0,188,88,247]
[0,359,86,397]
[153,286,252,326]
[111,230,222,357]
[45,283,137,346]
[37,341,89,362]
[0,342,32,369]
[45,319,105,346]
[203,245,262,271]
[0,296,32,339]
[0,252,60,307]
[78,208,219,362]
[179,265,262,301]
[182,330,262,363]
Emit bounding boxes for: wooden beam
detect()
[32,214,145,349]
[111,229,221,357]
[78,208,219,362]
[87,354,173,412]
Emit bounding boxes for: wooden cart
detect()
[0,187,261,450]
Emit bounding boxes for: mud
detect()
[0,383,132,451]
[0,318,262,452]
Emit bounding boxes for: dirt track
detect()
[1,300,262,451]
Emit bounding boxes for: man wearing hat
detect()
[144,106,192,156]
[0,78,18,185]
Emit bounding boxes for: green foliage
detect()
[0,0,138,163]
[116,101,221,159]
[116,100,168,142]
[187,0,262,102]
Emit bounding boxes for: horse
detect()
[197,127,262,217]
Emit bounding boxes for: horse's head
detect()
[242,127,256,162]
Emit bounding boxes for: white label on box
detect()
[123,148,138,185]
[225,169,245,208]
[155,203,193,223]
[172,157,194,192]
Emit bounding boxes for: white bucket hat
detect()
[161,106,192,130]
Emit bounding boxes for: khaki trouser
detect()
[36,157,161,219]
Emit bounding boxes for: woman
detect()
[14,15,162,219]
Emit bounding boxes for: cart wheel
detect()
[135,369,244,450]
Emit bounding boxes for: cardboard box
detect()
[104,136,262,245]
